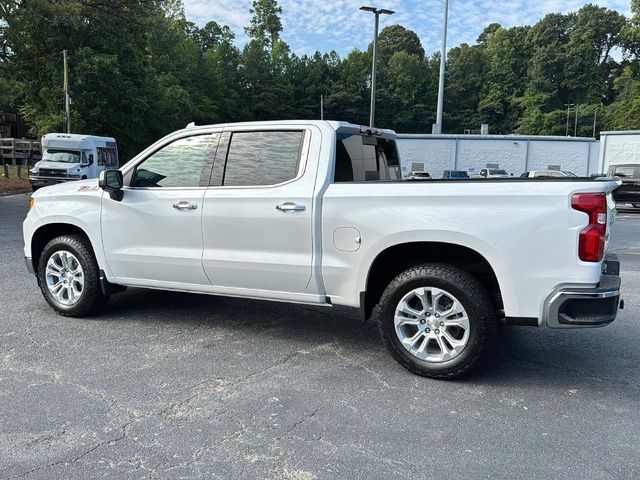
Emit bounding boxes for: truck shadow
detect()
[94,287,639,393]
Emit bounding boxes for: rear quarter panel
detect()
[321,180,619,321]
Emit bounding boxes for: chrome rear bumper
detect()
[545,254,622,328]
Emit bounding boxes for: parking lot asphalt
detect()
[1,192,639,480]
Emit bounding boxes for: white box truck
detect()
[29,133,118,191]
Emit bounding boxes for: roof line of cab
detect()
[181,120,396,137]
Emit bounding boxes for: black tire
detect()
[37,234,109,317]
[376,263,496,379]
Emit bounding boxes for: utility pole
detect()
[433,0,448,134]
[564,103,574,136]
[320,94,324,120]
[592,108,597,138]
[63,50,71,134]
[360,6,395,127]
[574,104,579,137]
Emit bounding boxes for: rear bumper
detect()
[545,254,622,328]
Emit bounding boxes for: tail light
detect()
[571,193,607,262]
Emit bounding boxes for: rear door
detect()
[201,127,317,294]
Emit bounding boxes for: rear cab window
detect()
[334,131,401,182]
[611,166,637,178]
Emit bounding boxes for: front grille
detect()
[38,169,67,178]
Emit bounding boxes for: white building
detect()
[396,134,600,178]
[599,130,640,172]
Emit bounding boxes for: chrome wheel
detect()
[394,287,470,363]
[45,250,84,306]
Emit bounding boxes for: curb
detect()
[0,189,31,197]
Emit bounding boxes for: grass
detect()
[0,165,31,195]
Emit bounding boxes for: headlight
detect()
[29,168,38,175]
[28,198,35,210]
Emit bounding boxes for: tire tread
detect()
[37,234,107,317]
[375,263,495,379]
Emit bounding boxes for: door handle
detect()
[276,202,306,213]
[173,201,198,211]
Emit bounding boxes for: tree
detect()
[377,25,425,63]
[245,0,283,48]
[445,44,486,132]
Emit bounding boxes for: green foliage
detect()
[1,0,640,159]
[245,0,282,48]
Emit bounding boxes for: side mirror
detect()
[99,169,124,201]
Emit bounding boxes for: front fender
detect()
[23,189,112,278]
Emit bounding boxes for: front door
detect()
[102,133,216,286]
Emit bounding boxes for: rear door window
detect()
[220,131,305,187]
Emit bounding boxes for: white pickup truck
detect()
[23,121,623,378]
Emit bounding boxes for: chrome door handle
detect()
[173,201,198,211]
[276,202,306,213]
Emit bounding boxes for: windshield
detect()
[451,171,468,177]
[491,169,508,175]
[563,171,577,177]
[43,149,80,164]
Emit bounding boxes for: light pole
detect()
[360,5,395,127]
[63,50,71,133]
[564,103,574,136]
[432,0,448,134]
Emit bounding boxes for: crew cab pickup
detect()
[23,121,623,378]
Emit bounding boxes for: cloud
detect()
[183,0,633,57]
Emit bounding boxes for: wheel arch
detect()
[31,223,93,275]
[361,241,504,321]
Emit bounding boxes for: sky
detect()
[183,0,633,57]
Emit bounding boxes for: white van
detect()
[29,133,118,190]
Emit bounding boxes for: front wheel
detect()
[37,234,109,316]
[376,264,496,379]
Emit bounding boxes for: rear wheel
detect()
[37,234,108,316]
[376,263,495,379]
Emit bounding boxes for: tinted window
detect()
[97,147,118,167]
[334,134,400,182]
[132,135,212,188]
[613,166,636,178]
[222,131,304,186]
